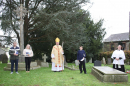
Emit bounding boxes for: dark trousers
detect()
[79,60,86,73]
[11,59,18,72]
[25,57,32,71]
[113,64,125,72]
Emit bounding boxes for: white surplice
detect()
[111,50,126,65]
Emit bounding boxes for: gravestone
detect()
[94,60,101,66]
[89,58,92,63]
[41,54,49,67]
[102,57,106,65]
[35,59,42,66]
[91,66,128,82]
[43,54,47,62]
[107,58,111,64]
[75,60,79,66]
[2,54,8,63]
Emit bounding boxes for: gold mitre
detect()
[55,37,60,42]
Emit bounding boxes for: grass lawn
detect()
[0,62,130,86]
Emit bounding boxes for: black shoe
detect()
[54,71,56,72]
[84,73,87,74]
[80,72,82,74]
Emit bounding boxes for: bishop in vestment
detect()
[51,37,64,72]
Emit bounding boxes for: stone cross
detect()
[42,54,48,62]
[14,4,28,62]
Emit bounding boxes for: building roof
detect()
[104,32,129,42]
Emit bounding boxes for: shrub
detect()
[98,51,130,64]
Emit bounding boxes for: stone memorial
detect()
[94,60,101,66]
[35,59,42,66]
[102,57,106,65]
[89,58,92,63]
[2,54,8,63]
[3,4,41,71]
[107,58,112,64]
[91,66,128,82]
[4,62,40,71]
[75,60,79,66]
[41,54,49,67]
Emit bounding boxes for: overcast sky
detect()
[82,0,130,40]
[0,0,130,40]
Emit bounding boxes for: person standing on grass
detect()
[9,42,20,74]
[77,46,87,74]
[111,45,126,72]
[51,37,64,72]
[23,44,33,72]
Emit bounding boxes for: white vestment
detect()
[51,45,64,71]
[111,50,126,65]
[51,62,64,71]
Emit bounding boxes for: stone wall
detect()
[103,41,129,51]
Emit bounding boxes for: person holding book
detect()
[9,42,20,74]
[23,44,33,72]
[77,46,87,74]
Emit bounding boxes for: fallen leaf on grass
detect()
[70,77,74,79]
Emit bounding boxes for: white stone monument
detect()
[75,60,79,66]
[41,54,49,67]
[14,4,28,62]
[89,58,92,63]
[102,57,106,65]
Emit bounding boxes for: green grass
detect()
[0,62,130,86]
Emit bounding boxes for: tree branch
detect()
[29,31,60,40]
[28,0,41,21]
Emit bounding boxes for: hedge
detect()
[97,51,130,64]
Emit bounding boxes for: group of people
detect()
[77,45,126,74]
[77,45,126,73]
[9,37,126,74]
[9,42,33,74]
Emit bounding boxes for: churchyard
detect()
[0,62,130,86]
